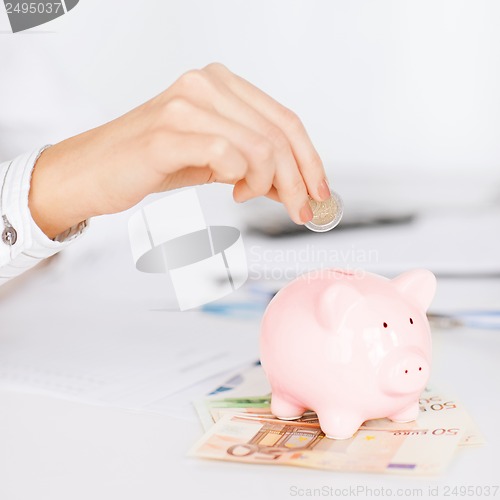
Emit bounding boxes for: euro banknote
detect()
[191,365,483,474]
[189,412,464,475]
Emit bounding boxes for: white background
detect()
[1,0,500,189]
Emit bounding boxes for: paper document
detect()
[0,308,259,417]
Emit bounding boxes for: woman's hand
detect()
[29,63,331,238]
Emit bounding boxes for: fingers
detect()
[157,66,325,223]
[203,63,330,202]
[156,97,277,199]
[168,70,313,223]
[274,161,314,225]
[152,131,248,186]
[232,157,311,224]
[264,186,280,203]
[260,187,312,224]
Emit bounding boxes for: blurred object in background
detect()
[243,172,500,237]
[244,197,415,238]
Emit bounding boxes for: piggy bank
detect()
[260,268,436,439]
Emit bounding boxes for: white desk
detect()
[0,187,499,500]
[1,311,499,500]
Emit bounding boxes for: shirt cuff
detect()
[0,146,88,282]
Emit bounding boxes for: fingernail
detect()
[299,200,314,223]
[318,178,331,201]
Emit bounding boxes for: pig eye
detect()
[383,322,388,328]
[410,318,414,325]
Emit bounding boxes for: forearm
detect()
[27,118,131,239]
[28,107,160,239]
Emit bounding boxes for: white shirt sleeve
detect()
[0,146,88,286]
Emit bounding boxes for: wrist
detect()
[28,143,96,239]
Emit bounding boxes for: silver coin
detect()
[305,191,344,232]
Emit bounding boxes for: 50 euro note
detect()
[192,364,483,473]
[190,389,483,474]
[361,388,484,447]
[195,387,484,448]
[188,413,465,475]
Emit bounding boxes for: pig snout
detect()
[378,349,430,396]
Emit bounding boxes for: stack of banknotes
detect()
[189,363,483,475]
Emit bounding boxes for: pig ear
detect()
[317,283,363,330]
[392,269,436,311]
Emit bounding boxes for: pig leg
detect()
[388,401,419,423]
[271,393,305,420]
[317,409,363,440]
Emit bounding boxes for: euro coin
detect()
[305,191,344,232]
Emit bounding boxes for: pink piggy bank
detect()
[260,268,436,439]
